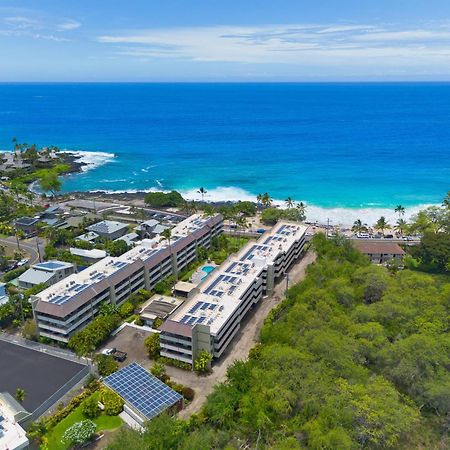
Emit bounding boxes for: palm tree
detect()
[256,193,263,210]
[12,137,18,151]
[285,197,294,209]
[375,216,390,235]
[261,192,272,209]
[395,205,405,219]
[296,202,307,221]
[395,218,408,236]
[15,388,25,402]
[236,215,249,244]
[160,228,177,279]
[442,191,450,209]
[352,219,368,234]
[197,187,207,202]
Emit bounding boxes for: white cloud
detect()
[97,23,450,68]
[57,20,81,31]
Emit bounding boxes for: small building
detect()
[139,295,184,328]
[173,281,197,299]
[0,393,29,450]
[39,205,65,227]
[87,220,129,240]
[14,217,40,236]
[115,232,139,247]
[103,363,183,426]
[17,260,75,290]
[353,241,406,264]
[0,282,9,306]
[69,247,108,264]
[75,231,100,243]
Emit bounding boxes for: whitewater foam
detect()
[88,184,436,226]
[62,150,116,172]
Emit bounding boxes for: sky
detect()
[3,1,450,81]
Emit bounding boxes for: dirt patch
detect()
[99,325,154,368]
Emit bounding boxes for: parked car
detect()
[101,348,127,362]
[256,228,266,234]
[16,259,29,267]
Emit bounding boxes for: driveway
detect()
[155,250,317,418]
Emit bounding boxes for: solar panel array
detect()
[103,363,182,420]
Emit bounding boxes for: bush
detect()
[158,356,192,371]
[181,386,195,401]
[101,388,124,416]
[82,395,100,418]
[144,190,184,208]
[134,316,144,326]
[194,350,212,374]
[151,362,167,380]
[68,313,122,356]
[2,266,27,282]
[144,333,160,358]
[21,319,38,340]
[95,354,119,376]
[62,420,96,446]
[119,301,134,318]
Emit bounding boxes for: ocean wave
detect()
[62,150,116,172]
[88,184,437,225]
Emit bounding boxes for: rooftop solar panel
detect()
[104,363,182,420]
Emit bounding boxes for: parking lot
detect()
[99,324,154,367]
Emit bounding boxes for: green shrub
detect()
[158,356,192,371]
[144,190,184,207]
[101,388,124,416]
[144,333,160,358]
[119,301,134,318]
[82,395,100,418]
[95,354,119,376]
[193,350,212,374]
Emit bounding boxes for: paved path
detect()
[163,250,317,418]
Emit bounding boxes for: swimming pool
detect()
[201,265,216,280]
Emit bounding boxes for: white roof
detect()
[18,268,54,285]
[69,248,108,259]
[170,221,307,334]
[75,231,99,242]
[0,400,29,450]
[36,215,218,305]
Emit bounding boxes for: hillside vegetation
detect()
[107,234,449,449]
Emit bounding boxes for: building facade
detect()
[31,214,223,343]
[160,221,307,365]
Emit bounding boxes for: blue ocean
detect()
[0,83,449,223]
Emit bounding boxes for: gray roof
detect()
[153,224,169,234]
[87,220,129,235]
[18,268,54,285]
[115,232,139,246]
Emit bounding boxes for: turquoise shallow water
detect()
[0,82,449,221]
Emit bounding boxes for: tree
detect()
[62,420,96,446]
[352,219,367,234]
[144,332,160,358]
[39,171,61,197]
[295,202,307,221]
[82,395,100,418]
[101,388,124,415]
[261,192,272,209]
[144,191,184,208]
[197,187,207,202]
[21,318,38,340]
[151,362,167,380]
[395,204,405,218]
[194,350,212,373]
[95,354,119,376]
[285,197,294,209]
[261,207,282,225]
[15,388,25,402]
[374,216,390,234]
[395,218,408,235]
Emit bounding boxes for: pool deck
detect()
[190,263,217,285]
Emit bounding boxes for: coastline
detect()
[64,189,436,227]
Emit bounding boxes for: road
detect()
[0,236,44,265]
[161,250,317,418]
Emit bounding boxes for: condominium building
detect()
[160,221,307,365]
[31,214,223,343]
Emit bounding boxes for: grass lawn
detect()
[43,393,122,450]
